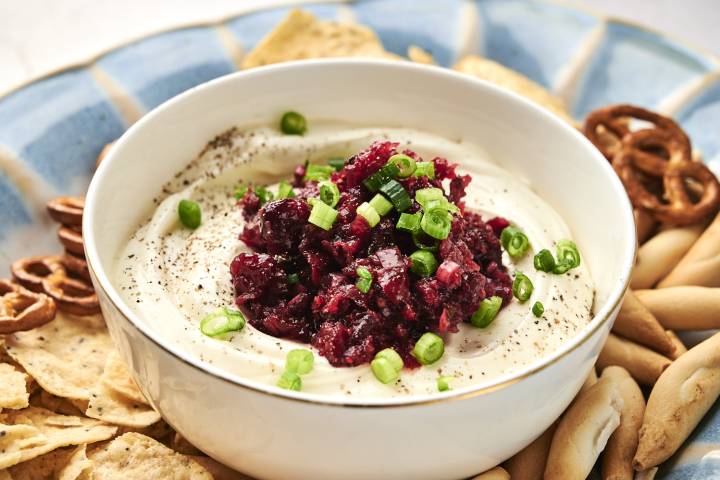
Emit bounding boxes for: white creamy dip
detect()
[115,125,594,399]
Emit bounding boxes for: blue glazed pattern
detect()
[97,27,237,111]
[476,0,598,89]
[0,1,719,477]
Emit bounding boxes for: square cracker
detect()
[0,363,29,410]
[88,432,212,479]
[4,313,113,402]
[242,9,400,69]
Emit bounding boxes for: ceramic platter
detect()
[1,1,718,477]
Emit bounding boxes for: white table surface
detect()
[1,0,719,94]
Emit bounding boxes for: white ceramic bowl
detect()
[84,60,635,480]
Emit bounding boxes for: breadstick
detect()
[666,330,687,359]
[659,212,720,288]
[612,290,675,356]
[634,209,656,245]
[635,467,658,480]
[544,377,623,480]
[634,331,720,470]
[471,466,510,480]
[596,333,671,386]
[630,225,702,289]
[600,366,645,480]
[635,287,720,330]
[504,421,557,480]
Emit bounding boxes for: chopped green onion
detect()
[277,180,295,199]
[356,267,373,293]
[356,202,380,228]
[319,181,340,207]
[178,199,202,229]
[287,273,300,285]
[534,249,556,273]
[379,180,411,212]
[413,161,435,179]
[470,296,503,328]
[415,188,445,208]
[501,226,529,259]
[412,231,440,251]
[277,371,302,391]
[421,206,452,240]
[512,272,534,303]
[304,164,335,182]
[409,250,438,277]
[396,212,422,233]
[437,375,453,392]
[532,301,544,318]
[412,332,445,365]
[200,307,245,338]
[369,194,393,216]
[425,198,459,214]
[553,240,581,274]
[308,200,338,231]
[328,157,345,171]
[280,111,307,135]
[234,185,248,200]
[285,349,314,375]
[363,164,401,192]
[375,348,404,372]
[254,185,274,205]
[371,357,399,384]
[387,154,416,178]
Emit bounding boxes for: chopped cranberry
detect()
[231,143,513,367]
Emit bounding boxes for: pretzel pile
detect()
[10,196,99,317]
[584,105,720,225]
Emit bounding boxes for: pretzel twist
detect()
[0,279,57,333]
[46,196,84,228]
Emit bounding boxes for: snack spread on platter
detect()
[2,7,720,480]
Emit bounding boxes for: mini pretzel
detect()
[614,130,720,225]
[11,255,98,316]
[47,196,84,227]
[584,105,691,161]
[0,279,57,334]
[58,226,85,257]
[62,253,91,282]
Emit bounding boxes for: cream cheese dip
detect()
[115,125,595,399]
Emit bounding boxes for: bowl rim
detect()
[84,58,637,408]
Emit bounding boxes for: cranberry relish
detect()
[231,141,513,368]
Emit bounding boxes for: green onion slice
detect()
[387,154,417,178]
[254,185,274,205]
[178,199,202,229]
[285,349,314,375]
[328,157,345,171]
[369,194,393,216]
[277,180,295,199]
[553,240,581,274]
[356,202,380,228]
[200,307,245,339]
[421,206,452,240]
[415,188,445,208]
[375,348,404,372]
[356,267,373,293]
[363,164,401,192]
[532,301,544,318]
[396,212,422,233]
[412,231,440,252]
[501,226,530,259]
[234,185,248,200]
[470,296,503,328]
[280,111,307,135]
[371,357,399,384]
[379,180,411,212]
[533,249,556,273]
[409,250,438,277]
[304,164,335,182]
[319,181,340,207]
[437,375,453,392]
[413,161,435,179]
[512,272,534,303]
[308,200,338,231]
[277,371,302,391]
[412,332,445,365]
